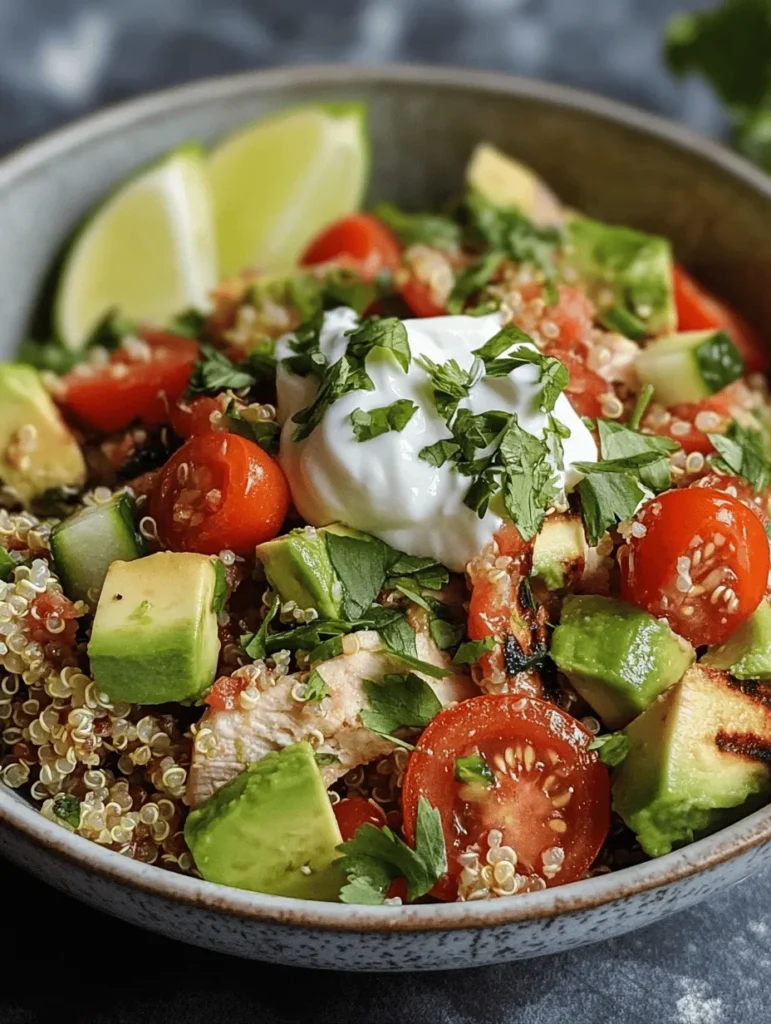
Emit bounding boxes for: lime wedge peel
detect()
[54,143,217,351]
[208,103,369,277]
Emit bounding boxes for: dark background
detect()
[1,1,768,1022]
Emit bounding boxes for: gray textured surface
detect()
[0,1,768,1021]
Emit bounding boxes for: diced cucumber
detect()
[636,329,744,406]
[50,493,145,604]
[0,548,14,582]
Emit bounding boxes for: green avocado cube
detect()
[89,551,220,704]
[184,742,344,900]
[532,513,587,591]
[550,595,694,728]
[703,599,771,679]
[612,666,771,856]
[567,217,675,335]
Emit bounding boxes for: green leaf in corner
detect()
[241,596,280,661]
[429,616,464,651]
[325,532,392,620]
[588,731,630,767]
[361,672,442,748]
[453,636,496,665]
[345,316,411,373]
[350,399,418,442]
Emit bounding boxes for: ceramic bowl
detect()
[1,65,771,971]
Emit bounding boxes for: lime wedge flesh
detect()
[55,144,217,351]
[209,104,369,276]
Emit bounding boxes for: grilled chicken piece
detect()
[186,629,475,808]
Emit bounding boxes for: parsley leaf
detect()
[447,251,506,314]
[481,345,568,413]
[499,417,560,539]
[709,420,771,491]
[345,316,411,373]
[241,596,280,660]
[225,400,280,454]
[374,202,462,249]
[321,268,376,315]
[167,308,207,339]
[597,419,678,493]
[416,354,480,419]
[53,793,81,829]
[361,672,442,747]
[386,553,449,592]
[350,399,417,442]
[576,469,646,546]
[429,617,464,651]
[418,438,461,467]
[325,532,392,620]
[301,669,329,703]
[454,754,494,787]
[337,796,447,904]
[85,308,136,350]
[291,355,374,441]
[187,344,256,396]
[588,732,630,767]
[453,636,496,665]
[314,752,340,766]
[282,310,325,378]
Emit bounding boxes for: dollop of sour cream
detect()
[275,309,597,572]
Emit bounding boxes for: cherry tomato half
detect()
[151,432,290,556]
[300,214,401,282]
[673,265,768,374]
[333,797,387,842]
[620,488,770,647]
[170,395,229,438]
[402,694,610,901]
[400,277,448,318]
[60,331,198,434]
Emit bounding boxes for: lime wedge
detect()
[55,144,217,351]
[209,104,369,276]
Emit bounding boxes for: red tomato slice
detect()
[300,214,401,282]
[643,384,738,456]
[60,331,198,433]
[620,488,770,647]
[333,797,387,842]
[402,694,609,901]
[400,277,447,318]
[673,265,767,374]
[170,395,229,438]
[151,432,290,556]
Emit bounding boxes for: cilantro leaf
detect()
[588,731,630,767]
[481,345,568,413]
[325,532,392,620]
[85,308,136,350]
[314,752,340,766]
[361,672,442,747]
[454,754,494,787]
[416,354,480,420]
[419,438,461,467]
[225,400,280,454]
[386,553,449,592]
[576,469,646,546]
[241,596,280,660]
[453,636,496,665]
[291,355,374,441]
[447,251,506,314]
[472,324,535,362]
[374,202,462,249]
[350,399,417,442]
[301,669,329,703]
[709,420,771,492]
[282,310,325,377]
[429,616,464,651]
[345,316,411,373]
[321,268,376,315]
[337,796,447,904]
[53,793,81,829]
[167,308,207,339]
[499,417,560,540]
[597,419,678,493]
[187,344,256,396]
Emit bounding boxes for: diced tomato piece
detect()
[28,590,79,646]
[644,384,738,456]
[400,277,447,318]
[60,331,198,433]
[205,675,247,711]
[170,395,229,438]
[333,797,387,842]
[301,214,401,282]
[673,265,767,374]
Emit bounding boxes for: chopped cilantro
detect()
[418,438,461,468]
[325,532,392,619]
[454,754,494,787]
[588,731,630,767]
[350,399,417,442]
[576,468,646,546]
[598,304,648,341]
[709,420,771,492]
[374,202,462,249]
[282,310,325,378]
[361,672,442,748]
[337,796,447,904]
[291,355,374,441]
[314,752,340,766]
[416,354,480,419]
[453,635,496,665]
[498,417,560,538]
[447,251,506,314]
[321,268,376,315]
[428,616,464,651]
[301,669,329,703]
[85,308,136,350]
[187,344,256,396]
[596,419,678,492]
[241,596,280,660]
[628,383,655,431]
[167,308,207,339]
[225,400,280,454]
[345,316,411,373]
[53,793,81,829]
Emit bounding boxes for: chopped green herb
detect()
[314,752,341,766]
[187,344,256,396]
[361,672,442,748]
[596,419,678,493]
[345,316,411,373]
[302,669,329,703]
[416,354,480,419]
[429,616,464,651]
[588,731,630,767]
[454,754,494,787]
[321,268,376,315]
[498,417,560,539]
[16,339,82,375]
[225,400,280,454]
[291,355,374,441]
[576,469,646,547]
[709,420,771,492]
[241,596,280,660]
[325,532,392,620]
[418,438,461,468]
[53,794,81,829]
[282,309,325,378]
[167,308,207,339]
[453,636,496,665]
[350,399,418,442]
[374,202,462,249]
[447,251,506,314]
[85,308,135,350]
[628,383,655,431]
[338,796,447,904]
[211,558,228,615]
[598,304,648,341]
[481,345,568,413]
[242,341,277,384]
[0,548,14,583]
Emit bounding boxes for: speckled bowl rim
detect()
[2,63,771,933]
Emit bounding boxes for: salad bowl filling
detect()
[2,105,771,907]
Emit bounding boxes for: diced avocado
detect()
[566,217,675,335]
[465,142,562,225]
[51,493,145,604]
[255,522,370,618]
[184,741,344,900]
[636,329,745,407]
[0,364,86,503]
[551,595,694,729]
[703,599,771,679]
[613,665,771,856]
[89,551,220,704]
[532,513,587,591]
